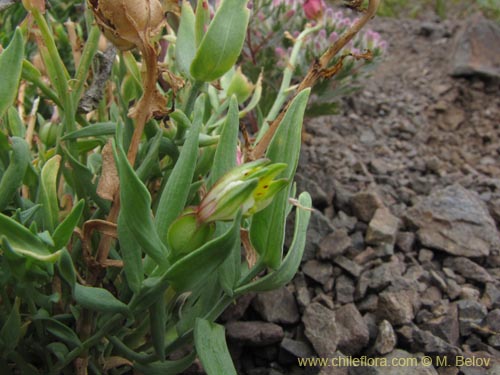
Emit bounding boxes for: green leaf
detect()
[0,214,56,262]
[0,298,21,353]
[195,0,210,46]
[7,107,26,138]
[250,89,310,269]
[39,155,61,232]
[52,200,84,250]
[74,284,129,316]
[149,300,166,358]
[209,96,239,188]
[0,28,24,119]
[190,0,250,82]
[155,97,203,244]
[0,137,30,212]
[134,351,196,375]
[194,318,237,375]
[61,122,116,140]
[164,211,241,293]
[57,248,76,290]
[175,0,196,79]
[114,142,168,268]
[32,316,82,348]
[237,192,311,293]
[117,212,143,294]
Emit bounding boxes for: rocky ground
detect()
[187,12,500,375]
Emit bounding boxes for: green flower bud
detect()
[226,67,254,103]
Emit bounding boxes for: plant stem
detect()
[252,0,381,159]
[183,81,203,117]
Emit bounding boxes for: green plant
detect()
[0,0,379,373]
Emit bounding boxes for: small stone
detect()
[418,249,434,263]
[220,293,256,322]
[353,247,377,264]
[302,260,333,286]
[451,14,500,79]
[485,309,500,333]
[482,283,500,309]
[366,208,400,246]
[303,302,339,357]
[331,211,357,232]
[253,287,300,325]
[377,290,415,325]
[279,338,315,362]
[443,257,494,283]
[350,190,384,222]
[358,257,405,295]
[457,299,488,336]
[333,255,363,278]
[335,275,355,304]
[420,303,460,346]
[226,321,284,346]
[396,231,416,252]
[335,304,370,355]
[318,229,352,259]
[294,273,312,309]
[409,325,462,356]
[374,320,397,355]
[488,334,500,348]
[302,210,335,261]
[295,173,330,208]
[404,185,500,258]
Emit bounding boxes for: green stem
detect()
[72,26,100,107]
[256,22,323,142]
[50,314,123,375]
[183,81,203,117]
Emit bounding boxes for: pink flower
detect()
[303,0,324,21]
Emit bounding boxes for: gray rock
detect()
[220,293,256,322]
[350,349,439,375]
[331,211,357,232]
[295,172,330,208]
[488,334,500,348]
[457,299,488,336]
[334,303,369,355]
[335,275,355,304]
[279,338,315,360]
[366,208,400,247]
[396,231,416,252]
[358,257,405,296]
[420,303,460,346]
[302,260,333,286]
[294,273,312,309]
[407,324,462,356]
[405,185,500,257]
[484,309,500,333]
[333,255,363,278]
[350,190,384,222]
[482,283,500,309]
[374,320,397,355]
[303,211,335,261]
[318,229,352,259]
[377,290,415,325]
[451,14,500,79]
[303,302,339,357]
[253,288,300,325]
[443,257,494,283]
[226,321,284,346]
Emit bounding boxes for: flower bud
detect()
[226,67,254,103]
[88,0,164,51]
[196,159,289,222]
[303,0,324,21]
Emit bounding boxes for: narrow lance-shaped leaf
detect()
[52,199,84,250]
[39,155,61,232]
[237,192,312,293]
[0,137,30,212]
[0,298,21,353]
[175,0,196,79]
[117,212,143,294]
[74,284,130,316]
[113,142,168,268]
[134,351,196,375]
[0,28,24,118]
[190,0,250,82]
[250,89,310,269]
[194,319,237,375]
[155,96,204,244]
[0,214,55,262]
[194,0,210,47]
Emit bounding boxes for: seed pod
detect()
[88,0,164,51]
